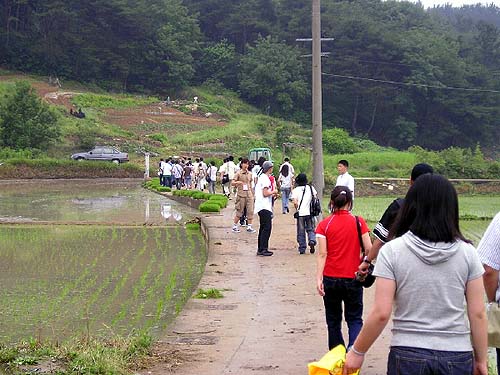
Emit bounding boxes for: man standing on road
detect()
[335,159,354,198]
[477,212,500,372]
[359,163,434,269]
[254,161,278,256]
[162,157,173,188]
[231,158,256,234]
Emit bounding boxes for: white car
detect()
[71,147,129,164]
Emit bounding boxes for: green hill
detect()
[0,71,498,184]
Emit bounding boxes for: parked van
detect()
[249,147,272,162]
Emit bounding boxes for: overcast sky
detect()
[413,0,500,8]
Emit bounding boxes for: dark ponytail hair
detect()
[330,186,353,212]
[389,174,469,243]
[281,164,289,177]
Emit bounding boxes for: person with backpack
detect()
[206,161,217,194]
[315,186,372,351]
[291,173,317,254]
[344,174,487,375]
[183,161,193,189]
[278,164,293,214]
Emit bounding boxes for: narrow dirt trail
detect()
[144,202,391,375]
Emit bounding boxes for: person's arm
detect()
[465,277,488,375]
[359,238,383,273]
[231,172,241,187]
[343,277,396,374]
[316,236,327,296]
[483,265,499,303]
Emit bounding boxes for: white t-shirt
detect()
[226,161,238,179]
[206,165,216,181]
[291,185,317,217]
[254,174,273,213]
[336,172,354,197]
[278,173,292,189]
[162,161,172,176]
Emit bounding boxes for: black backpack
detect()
[309,185,321,216]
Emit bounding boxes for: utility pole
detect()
[312,0,324,201]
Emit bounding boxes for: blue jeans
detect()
[281,187,291,213]
[387,346,473,375]
[164,175,172,188]
[296,215,316,253]
[322,276,363,350]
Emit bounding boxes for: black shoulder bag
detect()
[355,216,376,288]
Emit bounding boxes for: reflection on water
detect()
[0,179,194,224]
[0,179,207,343]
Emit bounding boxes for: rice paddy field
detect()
[0,180,206,344]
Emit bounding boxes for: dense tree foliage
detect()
[239,36,308,116]
[0,82,60,150]
[1,0,499,152]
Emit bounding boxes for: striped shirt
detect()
[477,212,500,301]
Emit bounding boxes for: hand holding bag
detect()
[308,344,359,375]
[355,216,375,288]
[487,302,500,347]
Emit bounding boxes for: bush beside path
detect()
[143,202,392,375]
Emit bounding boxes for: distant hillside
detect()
[0,71,499,182]
[430,4,500,29]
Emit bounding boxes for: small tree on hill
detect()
[0,81,60,150]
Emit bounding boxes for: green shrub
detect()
[156,186,171,192]
[323,128,358,154]
[199,202,221,212]
[208,195,228,208]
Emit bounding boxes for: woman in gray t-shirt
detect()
[344,174,488,375]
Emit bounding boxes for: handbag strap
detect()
[355,216,366,256]
[297,186,307,211]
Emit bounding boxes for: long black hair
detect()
[390,174,469,243]
[281,164,289,177]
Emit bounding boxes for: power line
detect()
[322,72,500,93]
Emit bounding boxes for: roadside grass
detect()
[0,332,154,375]
[193,288,224,299]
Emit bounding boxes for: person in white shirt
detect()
[279,157,295,178]
[219,158,230,197]
[291,173,317,254]
[162,158,173,188]
[278,164,293,214]
[477,211,500,370]
[254,161,278,256]
[206,161,218,194]
[197,157,208,191]
[335,159,354,198]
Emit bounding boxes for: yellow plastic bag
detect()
[308,345,360,375]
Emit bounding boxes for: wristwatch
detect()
[362,256,372,265]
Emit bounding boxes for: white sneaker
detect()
[246,227,256,233]
[232,226,240,233]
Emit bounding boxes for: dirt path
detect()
[144,201,392,375]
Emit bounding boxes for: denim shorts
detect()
[387,346,473,375]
